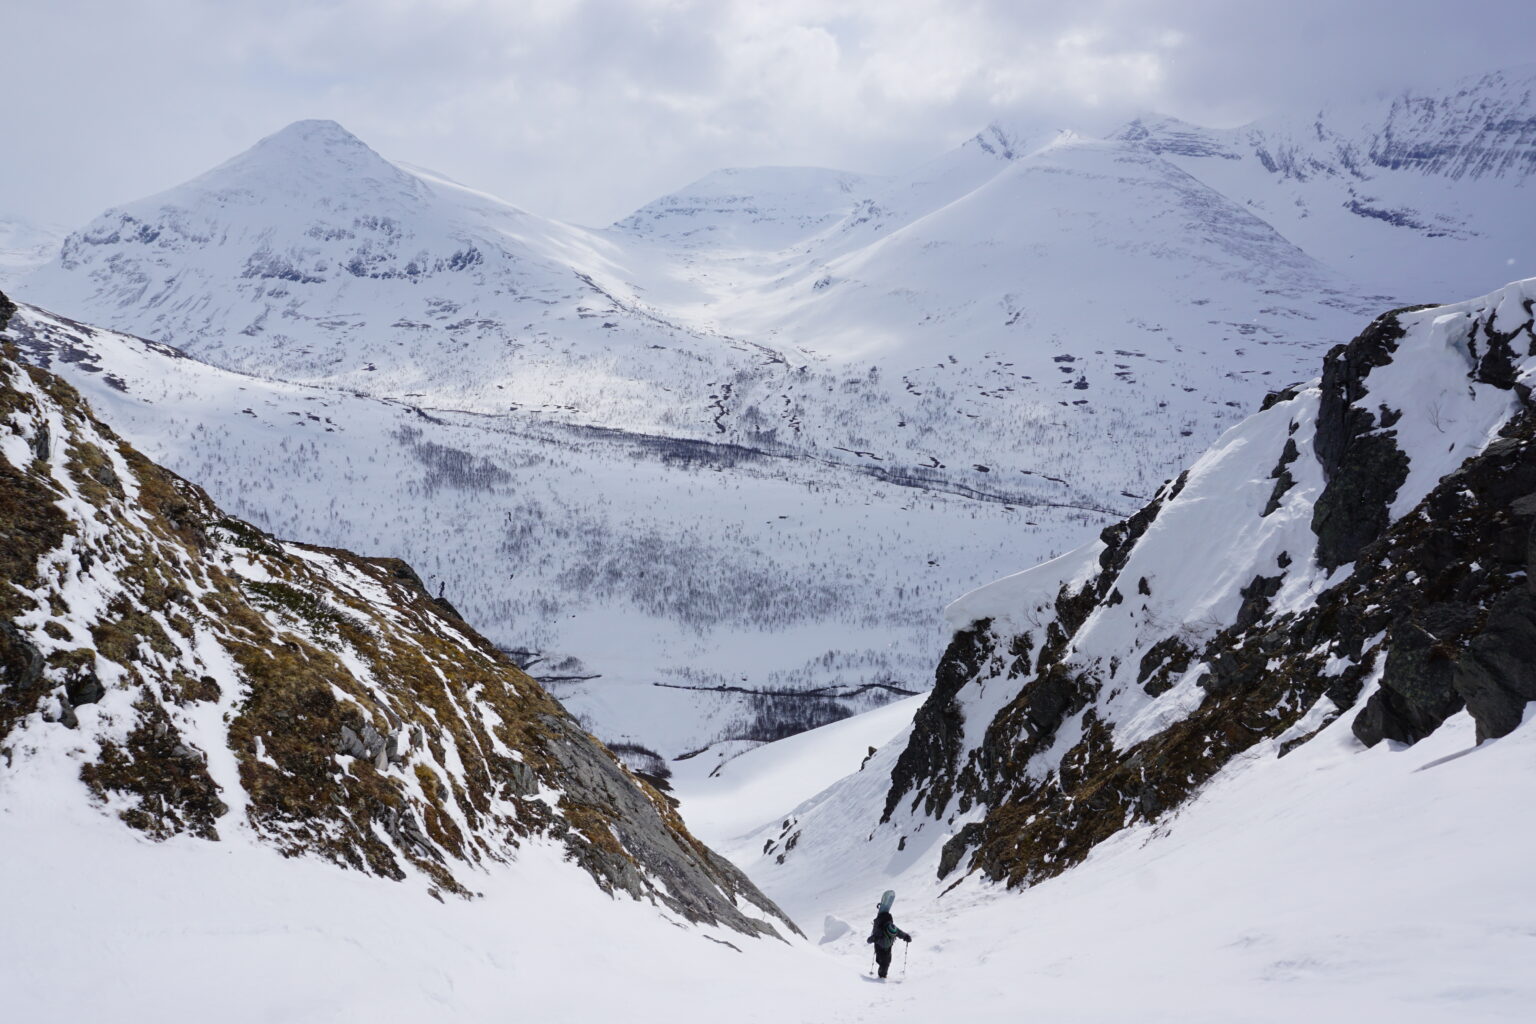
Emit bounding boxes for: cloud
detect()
[1,0,1529,228]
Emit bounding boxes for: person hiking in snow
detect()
[866,900,912,979]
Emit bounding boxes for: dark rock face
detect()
[937,822,984,880]
[882,621,997,822]
[1260,382,1306,411]
[540,713,796,937]
[1311,308,1430,571]
[1354,624,1465,746]
[1234,574,1283,632]
[1348,413,1536,745]
[1454,592,1536,741]
[1137,635,1194,697]
[1469,297,1534,389]
[0,621,47,733]
[1098,472,1186,583]
[1263,437,1300,517]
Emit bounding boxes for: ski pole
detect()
[902,940,909,978]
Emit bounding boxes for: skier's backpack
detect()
[878,889,895,913]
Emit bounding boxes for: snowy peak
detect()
[1115,65,1536,184]
[1361,64,1536,180]
[178,118,426,210]
[23,118,635,375]
[254,117,370,150]
[1106,66,1536,296]
[240,118,378,163]
[1112,114,1235,160]
[959,119,1057,162]
[613,165,879,249]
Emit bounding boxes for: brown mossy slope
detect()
[0,293,793,936]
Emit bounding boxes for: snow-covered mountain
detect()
[615,165,882,250]
[11,66,1534,762]
[5,66,1536,1024]
[1114,65,1536,297]
[21,119,724,414]
[0,295,790,938]
[745,277,1536,914]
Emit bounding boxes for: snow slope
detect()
[10,655,1532,1022]
[680,277,1536,1017]
[0,333,790,938]
[673,698,1536,1023]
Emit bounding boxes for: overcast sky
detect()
[3,0,1530,229]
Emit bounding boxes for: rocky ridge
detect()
[873,278,1536,888]
[0,288,794,937]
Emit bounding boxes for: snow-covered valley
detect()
[15,65,1535,754]
[3,54,1536,1024]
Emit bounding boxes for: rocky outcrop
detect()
[1310,306,1428,571]
[1349,423,1536,745]
[870,281,1536,890]
[882,621,998,822]
[0,331,794,937]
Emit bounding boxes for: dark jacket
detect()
[867,910,911,950]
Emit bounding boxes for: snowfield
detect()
[6,695,1531,1023]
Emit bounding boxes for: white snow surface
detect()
[9,679,1530,1022]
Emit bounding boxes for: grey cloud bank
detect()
[2,0,1529,228]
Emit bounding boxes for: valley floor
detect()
[6,695,1533,1022]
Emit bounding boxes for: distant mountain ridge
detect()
[1110,65,1536,296]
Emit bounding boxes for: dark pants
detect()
[875,944,893,978]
